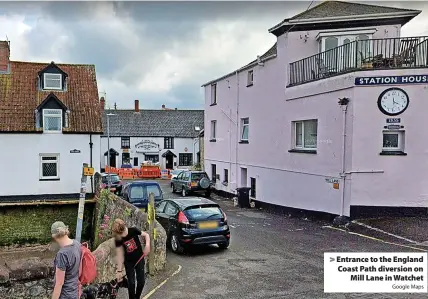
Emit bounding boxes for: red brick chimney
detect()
[0,41,10,73]
[100,97,105,110]
[135,100,140,112]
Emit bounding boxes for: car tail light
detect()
[177,211,189,225]
[222,210,228,224]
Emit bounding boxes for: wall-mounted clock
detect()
[378,88,409,116]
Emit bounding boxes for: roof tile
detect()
[0,61,103,133]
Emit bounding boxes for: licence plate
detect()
[191,182,198,187]
[198,221,218,229]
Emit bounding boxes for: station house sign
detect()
[355,75,428,86]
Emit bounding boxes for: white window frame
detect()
[211,83,217,105]
[247,70,254,86]
[43,73,62,90]
[210,120,217,140]
[39,154,60,180]
[241,118,249,141]
[382,131,404,152]
[293,120,318,150]
[318,33,374,53]
[43,109,63,133]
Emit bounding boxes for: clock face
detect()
[378,88,409,116]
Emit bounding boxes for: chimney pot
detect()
[0,41,10,73]
[135,100,140,112]
[100,97,105,110]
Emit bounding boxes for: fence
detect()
[289,36,428,86]
[104,165,161,179]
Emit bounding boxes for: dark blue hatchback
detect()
[122,181,163,211]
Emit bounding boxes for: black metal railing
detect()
[288,36,428,86]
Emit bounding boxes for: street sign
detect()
[325,177,339,184]
[70,149,81,153]
[83,167,94,176]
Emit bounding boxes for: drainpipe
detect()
[235,71,240,192]
[89,134,94,193]
[338,97,350,216]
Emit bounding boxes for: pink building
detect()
[202,1,428,218]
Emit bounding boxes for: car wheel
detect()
[172,183,176,193]
[218,241,230,249]
[181,187,187,197]
[170,234,184,254]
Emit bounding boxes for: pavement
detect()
[126,180,427,299]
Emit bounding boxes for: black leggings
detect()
[124,260,145,299]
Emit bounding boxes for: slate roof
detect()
[290,1,421,20]
[0,61,103,133]
[269,1,421,35]
[102,109,204,138]
[202,43,277,86]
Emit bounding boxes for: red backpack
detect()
[79,242,97,285]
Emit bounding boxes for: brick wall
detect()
[0,202,95,246]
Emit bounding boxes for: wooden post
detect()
[147,192,155,275]
[76,163,89,242]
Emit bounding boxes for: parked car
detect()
[155,197,230,253]
[122,181,163,211]
[101,173,123,195]
[171,170,211,197]
[169,169,188,185]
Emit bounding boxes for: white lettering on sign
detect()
[325,177,339,184]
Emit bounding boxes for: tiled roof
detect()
[244,43,277,67]
[0,61,103,133]
[102,109,204,138]
[290,1,421,20]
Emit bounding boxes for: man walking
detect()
[112,219,150,299]
[51,221,81,299]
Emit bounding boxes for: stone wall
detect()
[92,189,167,282]
[0,202,95,246]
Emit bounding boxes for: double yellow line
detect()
[142,265,182,299]
[324,226,428,252]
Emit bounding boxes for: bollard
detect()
[147,192,156,275]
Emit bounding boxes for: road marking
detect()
[351,220,419,244]
[323,226,427,252]
[142,265,182,299]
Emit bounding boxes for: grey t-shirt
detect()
[54,240,81,299]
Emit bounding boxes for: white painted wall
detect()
[0,133,101,196]
[100,136,197,170]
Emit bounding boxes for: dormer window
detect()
[43,73,62,90]
[36,93,69,133]
[43,109,63,132]
[38,61,68,91]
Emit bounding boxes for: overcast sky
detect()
[1,1,427,110]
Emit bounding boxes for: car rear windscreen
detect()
[130,186,144,200]
[102,175,120,183]
[185,206,223,221]
[146,184,161,197]
[191,173,208,180]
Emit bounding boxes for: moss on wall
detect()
[0,202,95,246]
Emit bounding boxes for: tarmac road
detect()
[127,180,428,299]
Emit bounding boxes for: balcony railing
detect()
[288,36,428,86]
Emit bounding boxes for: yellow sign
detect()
[83,167,94,176]
[147,204,155,222]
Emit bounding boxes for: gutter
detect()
[268,11,420,33]
[201,54,277,87]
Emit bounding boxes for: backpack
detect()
[79,242,97,285]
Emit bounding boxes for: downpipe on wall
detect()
[335,97,350,227]
[89,134,94,193]
[235,70,240,194]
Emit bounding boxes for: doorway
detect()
[104,148,119,168]
[162,150,176,169]
[241,167,247,187]
[109,154,116,168]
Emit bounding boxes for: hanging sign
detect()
[355,75,428,86]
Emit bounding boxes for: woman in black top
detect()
[112,219,150,299]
